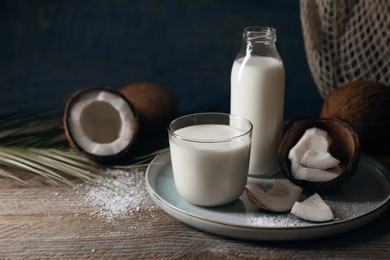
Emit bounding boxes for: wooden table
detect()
[1,157,390,259]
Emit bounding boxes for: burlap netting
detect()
[300,0,389,98]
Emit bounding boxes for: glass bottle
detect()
[231,26,285,177]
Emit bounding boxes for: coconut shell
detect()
[321,80,390,154]
[63,87,139,164]
[279,117,360,192]
[119,83,179,138]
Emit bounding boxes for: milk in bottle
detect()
[231,26,285,177]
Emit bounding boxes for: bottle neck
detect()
[243,26,277,46]
[238,26,280,60]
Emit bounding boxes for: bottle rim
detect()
[243,26,276,43]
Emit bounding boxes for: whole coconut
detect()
[321,80,390,154]
[119,83,179,138]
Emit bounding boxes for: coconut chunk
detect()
[289,127,331,155]
[288,127,332,163]
[245,181,302,212]
[294,165,343,182]
[291,193,334,222]
[300,149,340,169]
[288,127,342,182]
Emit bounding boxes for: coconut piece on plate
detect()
[291,193,334,222]
[245,181,302,212]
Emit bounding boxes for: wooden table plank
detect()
[1,166,390,259]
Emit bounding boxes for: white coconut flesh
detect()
[291,193,334,222]
[300,149,340,169]
[69,91,137,156]
[245,181,303,212]
[288,127,342,182]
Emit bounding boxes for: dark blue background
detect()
[0,0,323,121]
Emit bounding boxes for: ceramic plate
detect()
[145,151,390,241]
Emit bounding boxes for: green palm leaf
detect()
[0,109,167,186]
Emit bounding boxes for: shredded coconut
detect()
[75,168,154,222]
[244,212,303,227]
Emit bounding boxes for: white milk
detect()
[231,56,285,176]
[169,124,251,206]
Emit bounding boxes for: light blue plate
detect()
[145,150,390,241]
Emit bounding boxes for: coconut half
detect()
[63,87,139,163]
[279,117,360,191]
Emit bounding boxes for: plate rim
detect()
[145,150,390,241]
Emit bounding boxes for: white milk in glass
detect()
[231,56,285,176]
[169,124,251,206]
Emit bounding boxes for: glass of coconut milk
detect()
[168,113,252,207]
